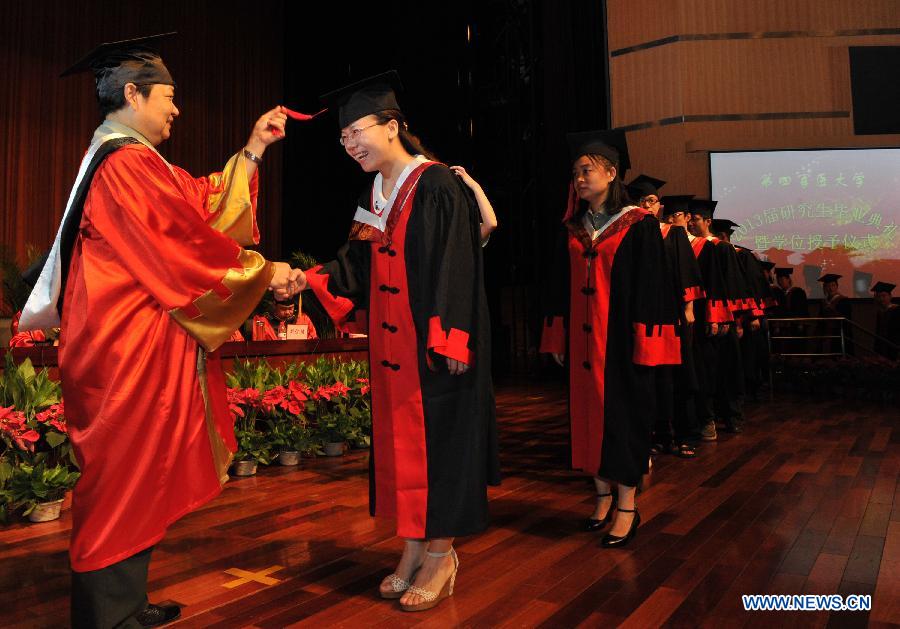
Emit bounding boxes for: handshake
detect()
[269,262,308,301]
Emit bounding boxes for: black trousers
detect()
[71,546,153,629]
[715,327,745,424]
[693,332,719,427]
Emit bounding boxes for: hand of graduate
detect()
[446,358,470,376]
[552,353,565,367]
[683,301,695,325]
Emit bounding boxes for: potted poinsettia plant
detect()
[262,380,315,466]
[0,356,79,523]
[0,460,80,522]
[226,386,272,476]
[312,380,360,456]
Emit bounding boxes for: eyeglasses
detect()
[339,122,383,146]
[641,197,660,205]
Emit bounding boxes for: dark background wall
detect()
[0,0,610,375]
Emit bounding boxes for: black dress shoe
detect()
[135,604,182,627]
[601,508,640,547]
[585,492,616,531]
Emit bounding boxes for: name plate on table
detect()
[286,324,309,340]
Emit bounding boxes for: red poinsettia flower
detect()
[331,381,351,397]
[286,399,304,416]
[288,380,310,401]
[314,385,332,401]
[262,386,288,413]
[49,418,67,434]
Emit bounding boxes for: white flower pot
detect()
[231,460,258,476]
[324,442,345,457]
[278,451,301,466]
[29,498,65,523]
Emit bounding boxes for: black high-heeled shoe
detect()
[601,507,640,547]
[585,492,616,531]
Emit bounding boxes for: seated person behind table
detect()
[250,294,318,340]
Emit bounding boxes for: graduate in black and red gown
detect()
[300,71,498,612]
[540,130,681,547]
[684,200,735,441]
[629,179,704,458]
[712,219,772,401]
[656,195,706,454]
[691,203,751,434]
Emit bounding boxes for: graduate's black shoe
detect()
[585,492,616,531]
[724,421,743,434]
[135,603,181,627]
[601,508,640,548]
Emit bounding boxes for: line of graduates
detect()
[538,129,780,549]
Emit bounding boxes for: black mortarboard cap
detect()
[711,218,739,234]
[688,198,718,218]
[627,174,666,199]
[760,260,776,271]
[817,273,842,283]
[320,70,403,129]
[774,267,793,277]
[871,281,895,293]
[566,129,630,173]
[61,33,176,88]
[659,194,694,217]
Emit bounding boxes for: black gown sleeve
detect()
[670,226,704,302]
[632,216,681,365]
[418,167,485,366]
[539,227,570,354]
[697,241,733,324]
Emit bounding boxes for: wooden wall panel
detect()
[606,0,900,200]
[608,0,900,51]
[606,0,682,51]
[0,0,284,290]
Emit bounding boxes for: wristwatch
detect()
[243,148,262,164]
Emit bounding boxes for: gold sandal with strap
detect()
[399,548,459,612]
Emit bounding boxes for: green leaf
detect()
[45,431,67,449]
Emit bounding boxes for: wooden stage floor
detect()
[2,382,898,627]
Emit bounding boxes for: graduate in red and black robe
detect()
[302,72,498,611]
[712,219,772,401]
[684,201,735,441]
[658,195,706,453]
[629,180,704,457]
[541,130,680,548]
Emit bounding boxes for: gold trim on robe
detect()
[196,349,234,483]
[170,249,275,352]
[206,152,257,246]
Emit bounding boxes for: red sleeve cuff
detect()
[427,316,474,365]
[633,323,681,366]
[683,285,705,302]
[306,265,355,327]
[539,317,566,354]
[707,300,734,323]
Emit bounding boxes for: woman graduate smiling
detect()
[300,71,499,612]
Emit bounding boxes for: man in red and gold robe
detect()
[19,34,300,628]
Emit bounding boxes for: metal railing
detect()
[766,316,900,396]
